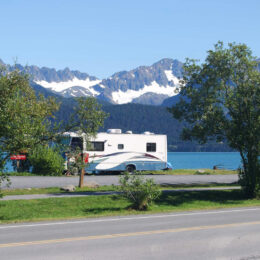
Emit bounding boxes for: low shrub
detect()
[0,173,10,197]
[28,145,65,176]
[119,172,161,210]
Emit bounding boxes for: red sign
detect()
[84,153,89,163]
[10,155,27,160]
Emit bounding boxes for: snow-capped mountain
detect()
[0,58,183,105]
[35,77,102,97]
[95,58,182,105]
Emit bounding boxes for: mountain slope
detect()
[96,58,182,104]
[55,99,233,152]
[1,58,183,105]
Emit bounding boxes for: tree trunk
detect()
[79,153,85,188]
[241,147,259,198]
[79,167,85,188]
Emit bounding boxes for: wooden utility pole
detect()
[79,153,85,188]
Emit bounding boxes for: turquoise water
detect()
[168,152,241,170]
[4,159,14,172]
[4,152,241,171]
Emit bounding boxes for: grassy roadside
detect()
[2,183,240,196]
[2,185,117,196]
[145,169,237,175]
[0,189,259,224]
[2,169,237,176]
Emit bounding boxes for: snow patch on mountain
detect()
[35,77,101,95]
[164,70,180,85]
[111,81,178,104]
[59,86,97,98]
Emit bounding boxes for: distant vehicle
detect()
[63,129,168,173]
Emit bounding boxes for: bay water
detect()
[168,152,241,170]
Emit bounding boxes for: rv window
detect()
[118,144,124,150]
[146,143,156,152]
[70,137,83,150]
[89,141,104,151]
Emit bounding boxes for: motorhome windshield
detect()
[71,137,83,150]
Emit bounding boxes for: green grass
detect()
[2,183,240,196]
[2,185,117,196]
[144,169,237,175]
[0,190,259,224]
[2,168,237,176]
[160,183,239,189]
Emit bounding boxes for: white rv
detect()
[65,129,168,173]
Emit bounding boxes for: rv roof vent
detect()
[107,129,122,134]
[143,131,154,135]
[125,131,133,134]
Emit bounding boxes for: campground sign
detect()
[10,155,27,160]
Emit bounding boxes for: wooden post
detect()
[16,160,20,171]
[79,153,85,188]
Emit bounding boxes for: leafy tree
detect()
[0,68,60,190]
[0,69,59,158]
[66,97,108,187]
[169,42,260,197]
[0,69,108,191]
[68,97,108,139]
[0,153,10,196]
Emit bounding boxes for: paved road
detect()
[2,174,239,189]
[0,207,260,259]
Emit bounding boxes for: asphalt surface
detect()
[0,207,260,259]
[2,174,239,189]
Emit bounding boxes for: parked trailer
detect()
[64,129,168,173]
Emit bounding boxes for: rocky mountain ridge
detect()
[0,58,183,106]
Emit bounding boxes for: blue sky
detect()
[0,0,259,78]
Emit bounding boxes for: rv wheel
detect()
[126,165,135,173]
